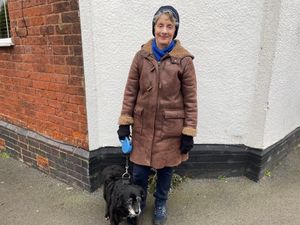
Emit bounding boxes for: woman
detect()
[118,5,197,225]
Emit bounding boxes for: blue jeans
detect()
[132,163,173,208]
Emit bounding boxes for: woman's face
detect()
[154,14,176,49]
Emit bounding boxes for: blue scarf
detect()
[152,39,176,62]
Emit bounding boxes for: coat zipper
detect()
[150,60,161,165]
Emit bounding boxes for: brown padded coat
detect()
[119,39,197,169]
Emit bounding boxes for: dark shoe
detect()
[153,205,167,225]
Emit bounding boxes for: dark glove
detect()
[180,134,194,154]
[117,125,130,140]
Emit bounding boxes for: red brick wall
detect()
[0,0,88,149]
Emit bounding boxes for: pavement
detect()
[0,144,300,225]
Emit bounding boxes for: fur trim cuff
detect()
[182,127,197,137]
[118,115,134,125]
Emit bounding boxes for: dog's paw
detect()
[105,216,109,221]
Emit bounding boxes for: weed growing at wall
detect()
[148,171,186,195]
[0,151,10,159]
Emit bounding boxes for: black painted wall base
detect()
[0,121,91,190]
[90,127,300,191]
[1,120,299,192]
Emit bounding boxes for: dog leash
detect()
[122,154,131,184]
[120,136,132,184]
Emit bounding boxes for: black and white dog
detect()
[102,165,145,225]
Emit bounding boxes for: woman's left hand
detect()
[180,134,194,154]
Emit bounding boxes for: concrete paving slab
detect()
[0,144,299,225]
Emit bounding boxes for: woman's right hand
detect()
[117,125,130,140]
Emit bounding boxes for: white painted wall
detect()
[263,0,300,148]
[79,0,300,150]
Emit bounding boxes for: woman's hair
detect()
[153,10,179,27]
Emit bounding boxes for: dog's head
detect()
[123,185,145,218]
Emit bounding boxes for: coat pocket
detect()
[133,106,144,135]
[162,110,185,138]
